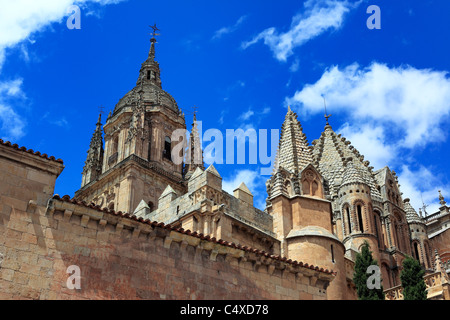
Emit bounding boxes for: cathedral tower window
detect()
[112,136,119,154]
[346,206,352,234]
[413,242,420,261]
[357,204,364,232]
[163,136,172,160]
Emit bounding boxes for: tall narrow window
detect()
[357,205,364,232]
[373,213,381,247]
[147,70,151,79]
[346,207,352,234]
[414,242,420,261]
[163,136,172,160]
[112,136,119,154]
[331,244,335,263]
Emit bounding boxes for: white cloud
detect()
[212,15,247,40]
[241,0,360,61]
[286,62,450,148]
[0,79,26,140]
[397,165,449,216]
[338,123,396,170]
[239,109,254,121]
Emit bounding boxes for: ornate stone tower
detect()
[266,108,347,300]
[75,29,187,213]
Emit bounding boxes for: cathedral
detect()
[1,32,450,300]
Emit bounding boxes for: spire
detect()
[273,107,313,174]
[81,113,104,187]
[184,111,204,179]
[136,24,162,88]
[148,23,160,62]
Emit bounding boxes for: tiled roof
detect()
[52,194,336,276]
[403,198,424,224]
[273,107,313,174]
[312,125,381,199]
[0,139,63,164]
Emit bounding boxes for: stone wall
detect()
[0,196,335,299]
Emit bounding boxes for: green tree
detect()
[400,256,427,300]
[353,241,384,300]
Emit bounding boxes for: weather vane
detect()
[149,23,160,40]
[322,95,331,125]
[98,105,105,115]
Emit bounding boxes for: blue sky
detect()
[1,0,449,214]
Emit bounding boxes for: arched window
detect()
[413,242,420,262]
[357,204,364,232]
[163,136,172,160]
[311,180,318,196]
[331,244,335,263]
[346,206,352,235]
[373,213,380,245]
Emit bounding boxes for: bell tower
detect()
[75,26,188,214]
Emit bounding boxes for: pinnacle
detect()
[235,182,252,195]
[273,107,313,174]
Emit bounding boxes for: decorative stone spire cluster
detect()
[311,122,381,200]
[81,113,104,187]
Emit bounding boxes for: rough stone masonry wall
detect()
[0,197,335,300]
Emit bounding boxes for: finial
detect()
[149,23,160,42]
[97,105,105,124]
[421,192,428,216]
[439,190,446,206]
[322,95,331,125]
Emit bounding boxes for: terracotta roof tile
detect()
[0,139,63,164]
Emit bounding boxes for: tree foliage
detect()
[400,256,427,300]
[353,241,384,300]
